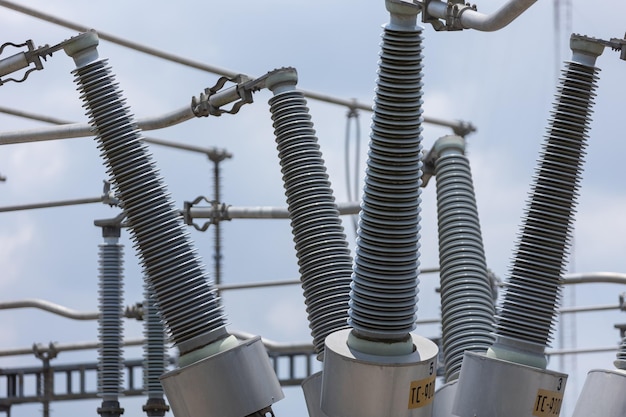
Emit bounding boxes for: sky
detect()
[0,0,625,416]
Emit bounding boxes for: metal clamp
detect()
[33,342,59,361]
[423,0,476,31]
[0,37,67,86]
[573,33,626,61]
[183,196,229,232]
[101,180,120,207]
[191,67,298,117]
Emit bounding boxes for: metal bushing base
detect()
[321,329,438,417]
[161,336,284,417]
[302,371,328,417]
[571,368,626,417]
[453,352,567,417]
[432,380,458,417]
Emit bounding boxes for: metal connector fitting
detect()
[386,0,422,29]
[302,372,328,417]
[63,30,100,68]
[570,34,606,67]
[192,67,298,117]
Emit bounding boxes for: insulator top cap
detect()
[570,33,605,67]
[63,30,100,68]
[386,0,420,29]
[265,67,298,94]
[430,134,466,159]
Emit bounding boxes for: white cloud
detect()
[0,219,35,289]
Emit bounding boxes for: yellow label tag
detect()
[407,375,436,409]
[532,389,564,417]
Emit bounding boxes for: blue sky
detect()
[1,1,626,416]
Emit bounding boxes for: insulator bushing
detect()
[267,74,353,358]
[348,17,425,342]
[65,33,227,354]
[616,337,626,369]
[432,135,494,382]
[98,239,124,400]
[490,37,601,366]
[143,283,168,400]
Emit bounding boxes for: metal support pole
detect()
[207,149,232,287]
[33,343,57,417]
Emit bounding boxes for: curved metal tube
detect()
[563,272,626,286]
[426,0,538,31]
[0,299,100,320]
[0,105,195,145]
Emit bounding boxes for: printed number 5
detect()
[429,361,434,375]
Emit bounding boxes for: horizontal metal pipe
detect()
[0,332,314,358]
[188,201,361,220]
[426,0,537,32]
[563,272,626,286]
[0,338,145,357]
[0,196,103,212]
[0,299,144,320]
[0,105,195,145]
[0,0,475,136]
[546,346,618,356]
[0,106,229,159]
[0,299,99,320]
[559,304,621,314]
[0,105,72,125]
[217,270,441,291]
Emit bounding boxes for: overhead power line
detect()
[0,0,476,136]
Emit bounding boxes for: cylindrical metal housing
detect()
[302,372,328,417]
[453,352,567,417]
[571,369,626,417]
[321,329,438,417]
[432,380,458,417]
[0,52,29,77]
[160,337,284,417]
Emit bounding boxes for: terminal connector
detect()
[191,67,297,117]
[0,38,65,85]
